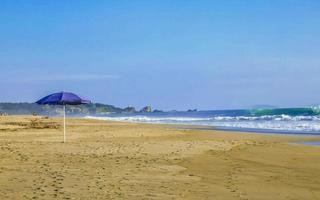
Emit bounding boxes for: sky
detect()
[0,0,320,110]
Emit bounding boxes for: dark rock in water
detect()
[187,109,198,112]
[140,106,152,113]
[123,106,137,113]
[153,109,163,113]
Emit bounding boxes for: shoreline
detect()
[85,116,320,137]
[1,116,320,199]
[189,126,320,136]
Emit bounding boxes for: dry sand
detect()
[0,116,320,199]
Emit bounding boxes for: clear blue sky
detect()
[1,0,320,110]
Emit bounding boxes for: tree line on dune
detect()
[0,103,160,116]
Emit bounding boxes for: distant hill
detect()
[0,103,124,116]
[252,105,277,109]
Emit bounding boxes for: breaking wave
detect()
[86,112,320,133]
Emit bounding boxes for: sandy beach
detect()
[1,116,320,200]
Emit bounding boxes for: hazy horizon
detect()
[1,1,320,110]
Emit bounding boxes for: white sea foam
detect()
[85,115,320,132]
[86,116,212,122]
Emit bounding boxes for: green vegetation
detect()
[0,103,124,116]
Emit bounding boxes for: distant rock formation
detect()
[140,106,152,113]
[123,106,137,113]
[0,102,164,116]
[187,109,198,112]
[252,105,277,109]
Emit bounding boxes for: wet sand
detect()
[0,116,320,199]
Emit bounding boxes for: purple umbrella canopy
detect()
[36,92,91,143]
[36,92,91,105]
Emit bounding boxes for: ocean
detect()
[86,107,320,135]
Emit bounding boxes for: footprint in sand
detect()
[223,157,249,200]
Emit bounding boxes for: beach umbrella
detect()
[36,92,91,143]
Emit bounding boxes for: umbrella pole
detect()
[63,105,66,143]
